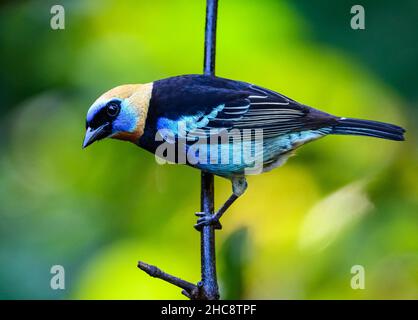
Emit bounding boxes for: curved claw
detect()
[194,214,222,231]
[195,212,206,217]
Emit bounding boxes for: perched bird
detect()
[83,74,405,229]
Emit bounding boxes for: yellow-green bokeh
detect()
[0,0,417,299]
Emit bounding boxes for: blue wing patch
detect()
[156,104,225,140]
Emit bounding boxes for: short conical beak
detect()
[82,123,110,149]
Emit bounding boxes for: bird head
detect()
[83,83,153,148]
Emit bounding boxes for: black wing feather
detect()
[148,75,337,139]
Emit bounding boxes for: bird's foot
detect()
[194,212,222,231]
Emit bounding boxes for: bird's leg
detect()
[195,176,247,230]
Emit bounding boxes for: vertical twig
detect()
[138,0,220,300]
[204,0,218,76]
[200,0,220,300]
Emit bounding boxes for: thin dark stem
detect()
[200,172,219,299]
[199,0,220,300]
[137,0,220,300]
[204,0,218,76]
[137,261,198,299]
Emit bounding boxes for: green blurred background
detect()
[0,0,417,299]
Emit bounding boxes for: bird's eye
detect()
[106,102,120,117]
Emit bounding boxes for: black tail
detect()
[332,118,405,141]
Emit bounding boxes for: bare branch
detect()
[137,261,199,298]
[137,0,221,300]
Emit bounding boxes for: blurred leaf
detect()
[299,180,373,252]
[219,227,250,299]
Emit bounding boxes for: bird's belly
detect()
[188,129,328,176]
[188,141,259,177]
[262,129,329,172]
